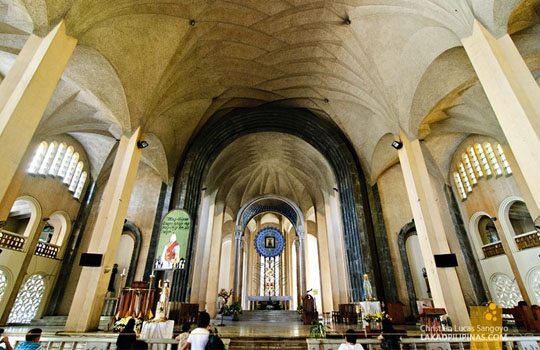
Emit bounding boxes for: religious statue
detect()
[422,267,431,298]
[362,274,374,301]
[154,279,170,320]
[161,234,181,269]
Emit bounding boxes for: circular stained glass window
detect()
[255,227,285,258]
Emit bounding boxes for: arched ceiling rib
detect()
[0,0,538,183]
[205,132,334,214]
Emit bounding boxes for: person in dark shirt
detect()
[116,319,137,350]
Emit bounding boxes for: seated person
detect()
[0,329,13,350]
[16,329,42,350]
[338,329,364,350]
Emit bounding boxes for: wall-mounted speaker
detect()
[79,253,103,267]
[434,253,458,267]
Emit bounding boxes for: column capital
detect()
[297,231,305,239]
[234,230,242,240]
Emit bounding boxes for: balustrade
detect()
[0,230,26,251]
[34,241,59,259]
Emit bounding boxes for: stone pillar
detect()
[462,19,540,215]
[65,128,143,332]
[0,21,76,224]
[233,228,243,301]
[298,232,307,300]
[398,131,470,326]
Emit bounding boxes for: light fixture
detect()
[391,141,403,150]
[344,18,351,25]
[190,19,196,26]
[137,140,149,149]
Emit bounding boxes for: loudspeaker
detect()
[434,253,458,267]
[79,253,103,267]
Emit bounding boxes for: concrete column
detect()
[233,228,242,301]
[316,210,334,313]
[0,21,76,225]
[398,131,470,326]
[294,239,301,306]
[298,232,307,300]
[462,19,540,216]
[204,202,225,317]
[65,128,142,332]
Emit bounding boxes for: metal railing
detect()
[7,336,231,350]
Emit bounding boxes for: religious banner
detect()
[154,209,190,270]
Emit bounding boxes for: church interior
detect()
[1,0,540,348]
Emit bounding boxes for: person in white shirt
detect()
[338,329,365,350]
[181,312,211,350]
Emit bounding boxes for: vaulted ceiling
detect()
[0,0,539,184]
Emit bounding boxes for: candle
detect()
[122,268,126,275]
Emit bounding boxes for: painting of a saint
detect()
[265,236,275,249]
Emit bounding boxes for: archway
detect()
[171,108,379,302]
[233,195,305,306]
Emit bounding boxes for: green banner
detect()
[155,209,190,269]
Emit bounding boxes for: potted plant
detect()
[309,320,327,339]
[230,301,242,321]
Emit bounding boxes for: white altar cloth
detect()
[359,301,381,315]
[140,320,174,350]
[358,301,381,327]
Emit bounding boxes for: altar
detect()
[247,296,292,310]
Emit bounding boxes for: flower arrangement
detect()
[113,316,143,332]
[217,289,233,315]
[363,312,390,323]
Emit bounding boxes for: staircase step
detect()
[238,311,301,323]
[228,337,307,350]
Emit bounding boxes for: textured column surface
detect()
[398,131,470,326]
[65,128,142,332]
[0,21,76,223]
[462,19,540,216]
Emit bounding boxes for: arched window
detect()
[478,216,500,245]
[57,146,74,178]
[48,142,66,176]
[7,274,45,324]
[475,143,492,176]
[458,163,472,193]
[508,201,535,236]
[453,172,467,200]
[0,270,7,303]
[63,153,79,185]
[38,141,57,175]
[484,143,503,177]
[74,171,88,200]
[462,154,477,185]
[28,142,48,174]
[496,144,512,175]
[69,161,84,192]
[467,147,483,178]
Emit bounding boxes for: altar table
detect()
[247,296,292,310]
[140,320,174,350]
[358,301,381,327]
